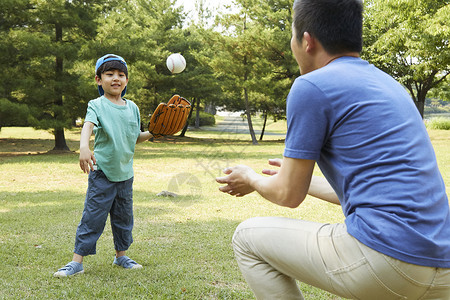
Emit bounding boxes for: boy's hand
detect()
[79,147,96,174]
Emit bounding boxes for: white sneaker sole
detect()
[113,263,143,269]
[53,269,85,277]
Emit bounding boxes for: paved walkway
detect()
[199,112,286,137]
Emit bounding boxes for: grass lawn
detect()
[0,126,448,299]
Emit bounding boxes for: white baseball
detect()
[166,53,186,74]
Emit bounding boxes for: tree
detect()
[362,0,450,117]
[213,0,296,142]
[214,0,276,144]
[176,1,225,134]
[72,0,218,136]
[1,0,118,151]
[100,0,189,124]
[248,0,296,140]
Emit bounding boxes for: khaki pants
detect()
[232,217,450,300]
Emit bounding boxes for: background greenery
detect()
[1,0,449,149]
[0,124,449,299]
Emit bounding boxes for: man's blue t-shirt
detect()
[284,57,450,268]
[84,96,141,182]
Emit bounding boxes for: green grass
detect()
[0,126,448,299]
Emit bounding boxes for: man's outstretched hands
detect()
[216,159,282,197]
[216,165,258,197]
[261,158,282,176]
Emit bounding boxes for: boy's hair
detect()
[293,0,363,55]
[96,57,128,79]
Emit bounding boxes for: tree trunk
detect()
[242,46,258,145]
[53,23,70,151]
[414,100,425,119]
[259,111,267,141]
[180,98,196,137]
[195,98,200,129]
[244,87,258,145]
[54,128,70,151]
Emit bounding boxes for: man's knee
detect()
[232,217,270,252]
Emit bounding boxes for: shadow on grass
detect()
[151,135,285,145]
[1,134,285,163]
[0,138,80,156]
[0,190,184,219]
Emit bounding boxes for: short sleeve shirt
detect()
[284,57,450,268]
[84,96,141,182]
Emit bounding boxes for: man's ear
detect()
[303,32,315,53]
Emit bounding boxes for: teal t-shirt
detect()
[84,96,141,182]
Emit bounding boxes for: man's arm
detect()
[263,158,340,205]
[216,157,315,208]
[308,176,340,205]
[79,121,95,174]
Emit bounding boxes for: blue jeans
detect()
[74,170,134,256]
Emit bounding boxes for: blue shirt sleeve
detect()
[284,78,333,161]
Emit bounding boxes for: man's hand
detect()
[216,165,258,197]
[262,158,282,176]
[79,147,96,174]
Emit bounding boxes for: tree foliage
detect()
[2,0,449,150]
[212,0,295,143]
[362,0,450,117]
[1,0,120,150]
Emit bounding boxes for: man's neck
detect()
[320,52,360,68]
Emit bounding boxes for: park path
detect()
[200,111,286,137]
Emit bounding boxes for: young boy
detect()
[54,54,153,277]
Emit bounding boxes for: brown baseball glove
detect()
[148,95,191,138]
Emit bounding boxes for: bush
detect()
[188,111,215,127]
[425,117,450,130]
[0,98,30,128]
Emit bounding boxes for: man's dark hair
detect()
[293,0,363,55]
[96,59,128,78]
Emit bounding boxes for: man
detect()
[216,0,450,299]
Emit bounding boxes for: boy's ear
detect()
[95,75,102,85]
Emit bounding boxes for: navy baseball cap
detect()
[95,54,128,97]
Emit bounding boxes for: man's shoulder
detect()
[309,57,368,77]
[298,57,377,91]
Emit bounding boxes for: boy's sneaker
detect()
[53,261,84,277]
[113,256,143,269]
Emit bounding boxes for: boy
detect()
[54,54,153,277]
[216,0,450,299]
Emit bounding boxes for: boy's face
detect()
[95,69,128,98]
